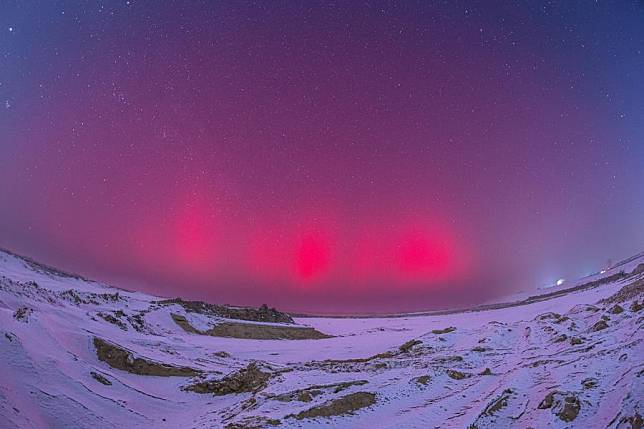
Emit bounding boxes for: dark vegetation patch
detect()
[93,337,199,377]
[161,298,294,324]
[287,392,376,420]
[183,362,270,395]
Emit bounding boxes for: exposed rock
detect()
[13,307,32,321]
[413,375,431,386]
[184,362,270,395]
[553,334,568,343]
[225,417,281,429]
[93,337,199,376]
[480,368,492,376]
[208,322,331,340]
[447,369,470,380]
[538,392,556,409]
[482,389,513,416]
[213,351,231,358]
[591,320,609,332]
[538,391,580,422]
[432,326,456,334]
[287,392,376,420]
[98,312,128,330]
[171,314,331,340]
[608,304,624,314]
[91,371,112,385]
[472,346,489,352]
[399,339,422,352]
[273,380,368,402]
[581,378,597,389]
[570,337,584,345]
[161,298,294,324]
[600,278,643,304]
[631,301,643,312]
[615,413,642,429]
[632,263,644,276]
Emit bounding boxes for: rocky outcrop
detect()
[160,298,294,323]
[171,314,331,340]
[538,391,581,422]
[184,362,270,395]
[93,337,200,376]
[287,392,376,420]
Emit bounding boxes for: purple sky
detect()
[1,1,643,313]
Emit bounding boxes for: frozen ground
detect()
[0,248,642,428]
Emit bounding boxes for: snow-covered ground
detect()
[0,248,642,428]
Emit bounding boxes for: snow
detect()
[0,248,642,428]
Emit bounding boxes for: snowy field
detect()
[0,248,642,428]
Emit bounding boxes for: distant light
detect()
[556,278,565,286]
[8,27,14,32]
[600,269,606,274]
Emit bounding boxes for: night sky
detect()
[1,1,643,313]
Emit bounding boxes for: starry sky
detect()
[1,1,643,313]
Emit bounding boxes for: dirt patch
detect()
[288,391,376,420]
[171,314,331,340]
[93,337,199,376]
[184,362,270,395]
